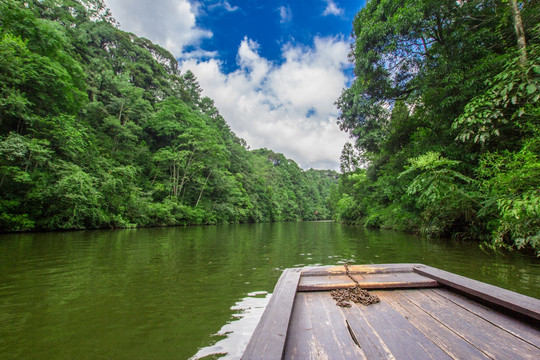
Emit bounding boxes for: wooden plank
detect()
[345,295,452,359]
[382,290,492,360]
[339,306,395,359]
[282,292,315,360]
[432,288,540,348]
[414,265,540,323]
[242,268,301,360]
[283,292,367,360]
[298,272,438,291]
[298,275,357,291]
[301,263,418,277]
[401,289,540,360]
[353,272,438,288]
[311,294,367,360]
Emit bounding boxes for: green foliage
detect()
[44,162,105,229]
[0,0,337,232]
[335,194,358,222]
[335,0,540,253]
[339,142,361,173]
[0,132,48,230]
[453,49,540,145]
[399,152,478,237]
[477,138,540,254]
[400,152,470,207]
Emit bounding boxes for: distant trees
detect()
[334,0,539,254]
[0,0,337,231]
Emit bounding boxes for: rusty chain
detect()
[330,261,380,307]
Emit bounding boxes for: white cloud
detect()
[180,37,351,170]
[323,0,344,16]
[207,1,239,13]
[222,1,239,12]
[104,0,212,57]
[181,49,219,60]
[278,5,292,24]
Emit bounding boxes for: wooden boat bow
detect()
[242,264,540,360]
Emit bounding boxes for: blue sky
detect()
[194,1,364,72]
[104,0,366,170]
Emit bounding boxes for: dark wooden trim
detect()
[242,268,301,360]
[413,265,540,323]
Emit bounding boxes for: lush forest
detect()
[0,0,338,231]
[2,0,539,256]
[332,0,539,254]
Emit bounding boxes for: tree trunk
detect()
[195,170,212,207]
[118,101,125,124]
[509,0,527,67]
[171,161,177,197]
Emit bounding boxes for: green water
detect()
[1,222,539,359]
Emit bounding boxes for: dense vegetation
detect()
[333,0,540,254]
[0,0,337,231]
[2,0,538,257]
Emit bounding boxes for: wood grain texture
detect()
[382,290,492,360]
[242,268,301,360]
[432,287,540,348]
[345,296,452,359]
[399,289,540,360]
[413,265,540,323]
[283,292,367,360]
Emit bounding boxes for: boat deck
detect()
[242,264,540,359]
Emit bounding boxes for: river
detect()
[1,222,539,359]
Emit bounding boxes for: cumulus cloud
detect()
[104,0,211,57]
[323,0,344,16]
[180,36,351,170]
